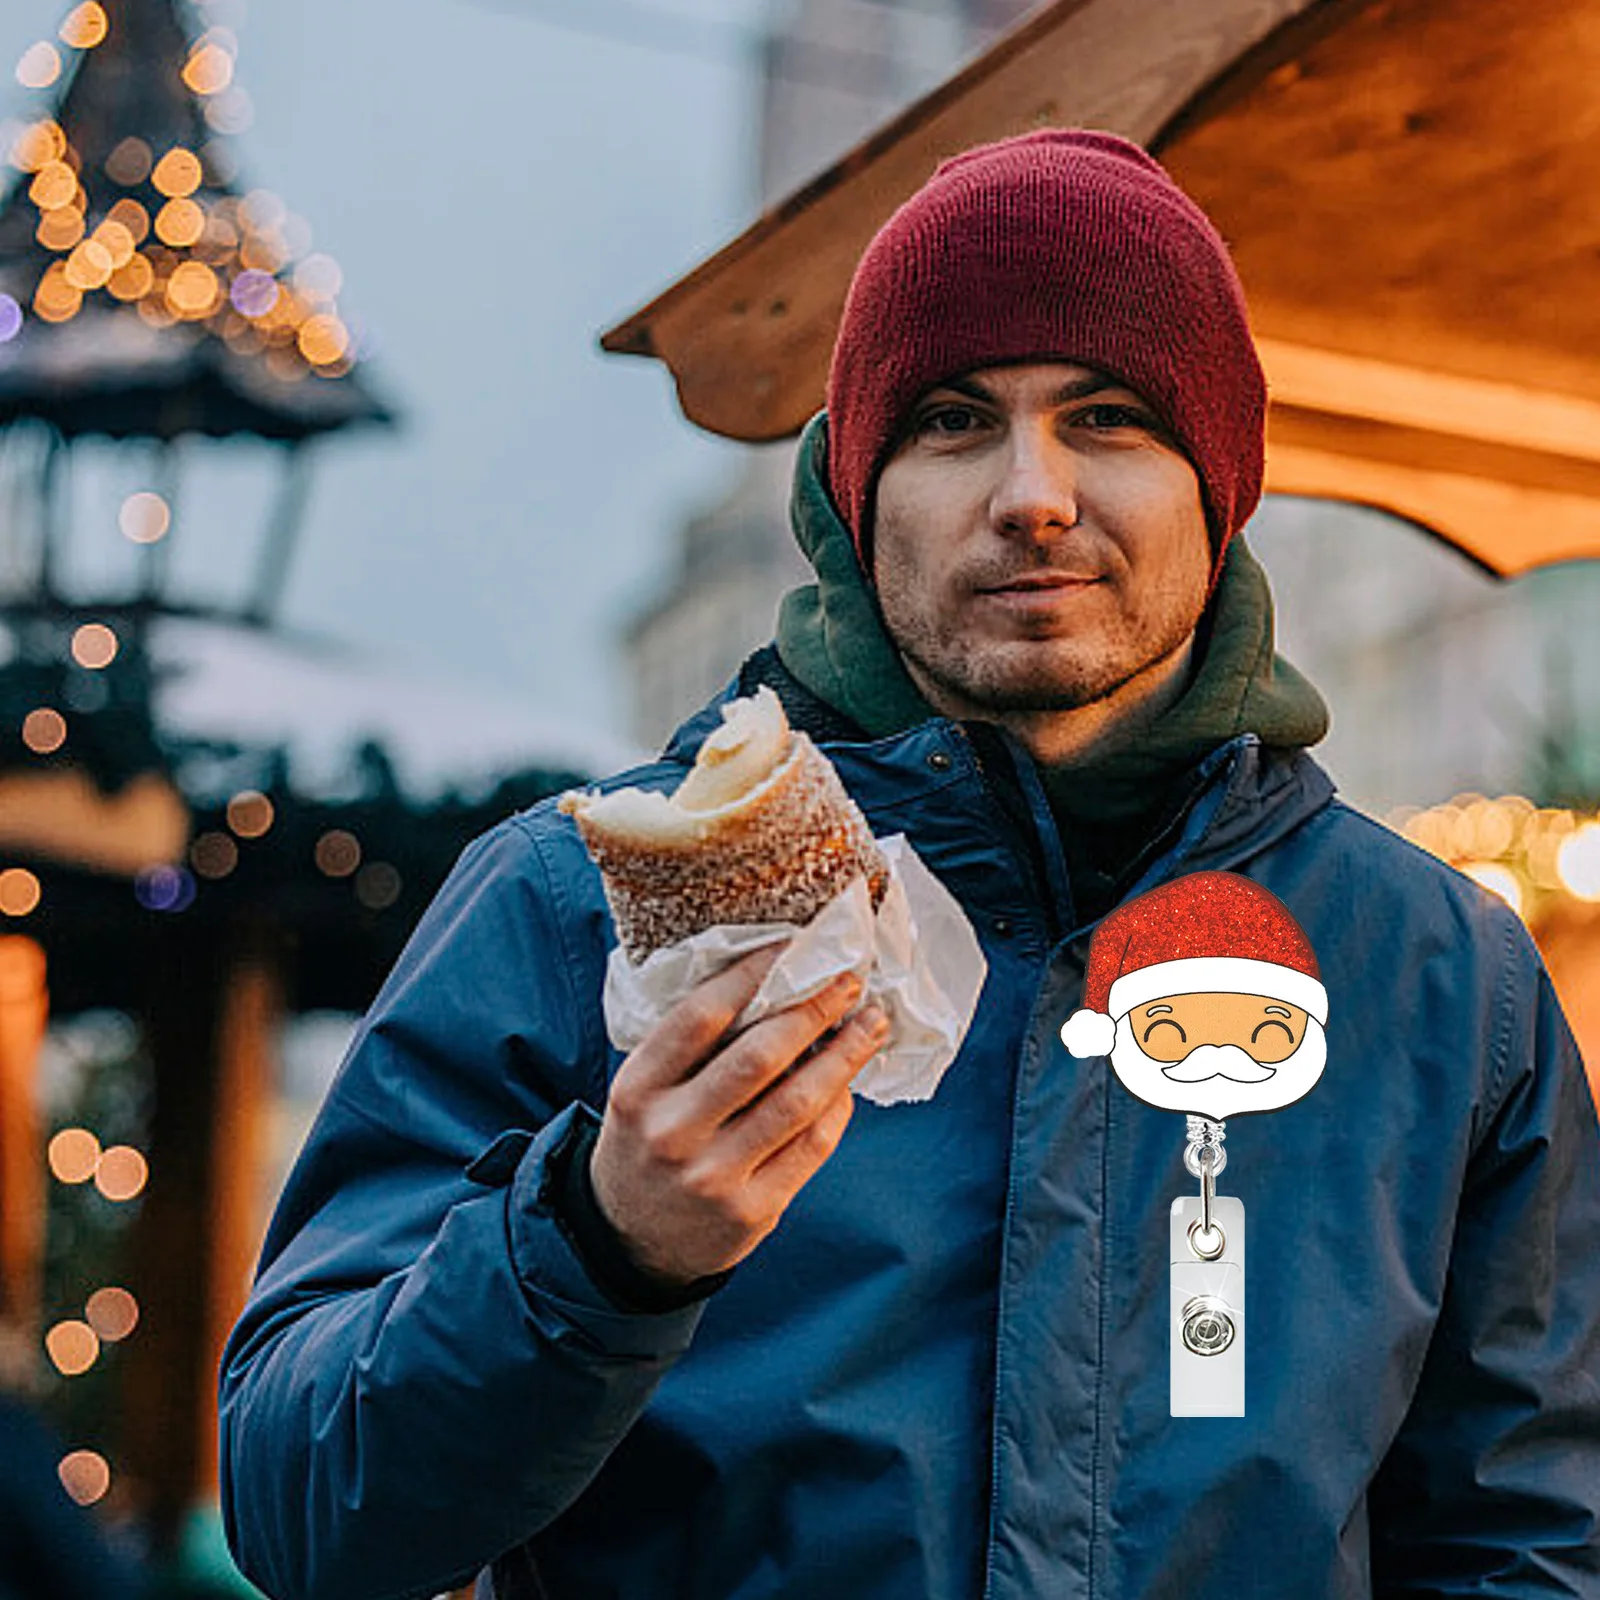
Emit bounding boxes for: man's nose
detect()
[990,423,1079,538]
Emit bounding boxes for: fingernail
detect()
[859,1004,889,1035]
[837,973,864,1001]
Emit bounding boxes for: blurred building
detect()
[624,0,1038,751]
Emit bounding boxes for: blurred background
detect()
[1,0,1598,1594]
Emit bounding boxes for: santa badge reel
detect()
[1060,871,1328,1417]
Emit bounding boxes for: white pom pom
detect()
[1060,1009,1116,1058]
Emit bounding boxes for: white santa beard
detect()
[1107,1014,1327,1119]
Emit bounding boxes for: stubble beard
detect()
[879,583,1205,717]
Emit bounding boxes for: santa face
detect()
[1109,991,1327,1118]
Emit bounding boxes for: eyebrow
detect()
[1263,1005,1292,1018]
[932,371,1127,407]
[1145,1004,1173,1015]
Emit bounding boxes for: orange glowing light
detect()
[59,3,110,50]
[35,206,84,251]
[315,829,361,878]
[136,297,175,330]
[58,1452,111,1508]
[85,1287,139,1342]
[297,313,349,367]
[93,219,136,268]
[11,119,66,172]
[45,1321,100,1377]
[29,160,78,211]
[165,260,218,317]
[106,196,150,242]
[17,42,62,90]
[154,196,205,248]
[64,239,114,292]
[190,831,238,879]
[226,790,274,838]
[107,254,155,302]
[32,264,81,323]
[94,1145,148,1203]
[0,869,41,916]
[197,212,238,256]
[183,42,234,95]
[118,490,169,542]
[104,135,151,185]
[70,622,118,669]
[22,706,68,754]
[151,147,202,198]
[47,1127,100,1184]
[239,231,287,275]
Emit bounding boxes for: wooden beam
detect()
[600,0,1323,441]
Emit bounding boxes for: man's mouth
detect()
[979,571,1100,594]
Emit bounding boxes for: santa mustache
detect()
[1159,1043,1278,1083]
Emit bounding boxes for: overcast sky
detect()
[1,0,779,756]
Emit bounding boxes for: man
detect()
[220,131,1600,1599]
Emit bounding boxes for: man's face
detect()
[869,362,1212,718]
[1109,992,1327,1118]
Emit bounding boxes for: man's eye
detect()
[915,405,983,436]
[1143,1018,1186,1043]
[1078,403,1152,431]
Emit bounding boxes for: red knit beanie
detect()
[825,129,1266,582]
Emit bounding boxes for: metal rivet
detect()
[927,750,952,773]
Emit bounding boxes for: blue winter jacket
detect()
[219,655,1600,1600]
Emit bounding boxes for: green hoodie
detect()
[774,413,1330,914]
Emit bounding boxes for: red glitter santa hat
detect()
[1061,871,1326,1058]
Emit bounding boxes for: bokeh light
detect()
[240,189,286,233]
[22,706,67,753]
[93,218,136,268]
[58,1452,111,1508]
[64,239,114,291]
[37,206,86,251]
[314,829,361,878]
[59,4,110,50]
[155,196,205,248]
[47,1127,101,1184]
[166,259,219,317]
[11,119,66,172]
[33,264,81,324]
[119,491,170,544]
[229,267,277,318]
[355,862,402,911]
[85,1287,139,1343]
[45,1320,100,1377]
[293,253,342,304]
[227,790,274,838]
[1460,862,1523,916]
[95,1145,149,1202]
[183,41,234,95]
[104,135,151,186]
[106,254,154,302]
[30,159,78,211]
[0,868,42,917]
[190,830,238,879]
[106,196,150,242]
[151,147,202,198]
[133,865,195,913]
[71,622,118,669]
[204,86,254,136]
[1556,823,1600,901]
[298,313,349,367]
[0,293,21,343]
[16,42,61,90]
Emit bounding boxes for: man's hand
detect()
[590,946,890,1288]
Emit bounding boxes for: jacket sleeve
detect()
[1369,911,1600,1596]
[218,816,705,1600]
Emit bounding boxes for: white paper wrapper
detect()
[601,835,987,1106]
